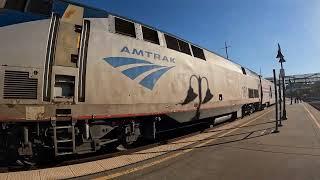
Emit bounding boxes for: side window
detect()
[248,89,254,98]
[4,0,52,15]
[115,17,136,38]
[164,34,180,51]
[4,0,27,11]
[142,26,159,45]
[178,39,191,55]
[164,34,191,55]
[241,67,247,75]
[269,86,272,98]
[26,0,52,15]
[191,45,206,60]
[254,89,259,98]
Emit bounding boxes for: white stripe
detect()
[303,104,320,129]
[94,109,273,180]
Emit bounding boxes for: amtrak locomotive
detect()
[0,0,275,163]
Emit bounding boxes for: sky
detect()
[75,0,320,77]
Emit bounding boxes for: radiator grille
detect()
[3,71,38,99]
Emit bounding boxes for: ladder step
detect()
[56,152,73,156]
[77,150,94,154]
[56,114,72,117]
[55,126,72,129]
[57,139,73,143]
[52,120,76,156]
[57,145,73,149]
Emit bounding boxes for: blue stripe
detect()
[53,0,109,18]
[0,9,47,27]
[122,65,164,80]
[0,0,108,28]
[104,57,153,68]
[84,7,108,18]
[52,0,68,16]
[54,0,102,17]
[139,67,174,90]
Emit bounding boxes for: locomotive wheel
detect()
[119,122,142,148]
[200,122,210,132]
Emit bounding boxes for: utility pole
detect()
[222,41,231,59]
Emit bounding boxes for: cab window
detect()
[115,17,136,38]
[4,0,52,16]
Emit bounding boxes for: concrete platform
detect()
[2,103,319,180]
[89,103,320,180]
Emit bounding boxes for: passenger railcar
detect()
[0,0,275,163]
[261,78,276,108]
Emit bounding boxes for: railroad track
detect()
[0,108,278,174]
[309,101,320,111]
[0,121,223,173]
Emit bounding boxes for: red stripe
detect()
[0,101,254,122]
[75,107,198,120]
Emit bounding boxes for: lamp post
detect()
[278,77,282,127]
[272,69,279,133]
[276,44,287,120]
[289,79,293,105]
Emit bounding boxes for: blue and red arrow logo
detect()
[104,57,174,90]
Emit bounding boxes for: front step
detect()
[57,139,73,143]
[51,120,76,156]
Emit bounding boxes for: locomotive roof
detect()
[60,0,260,77]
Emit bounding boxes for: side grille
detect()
[3,71,38,99]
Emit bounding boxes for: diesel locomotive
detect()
[0,0,275,163]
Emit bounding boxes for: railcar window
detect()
[241,67,247,75]
[4,0,27,11]
[191,45,206,60]
[254,89,259,98]
[142,26,159,45]
[115,17,136,38]
[165,34,180,51]
[178,39,191,55]
[248,89,254,98]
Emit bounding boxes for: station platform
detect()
[1,103,320,180]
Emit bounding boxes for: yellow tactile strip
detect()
[0,110,272,180]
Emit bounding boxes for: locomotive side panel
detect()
[261,79,276,106]
[0,19,51,120]
[267,79,276,105]
[81,17,250,122]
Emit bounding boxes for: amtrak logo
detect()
[104,57,174,90]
